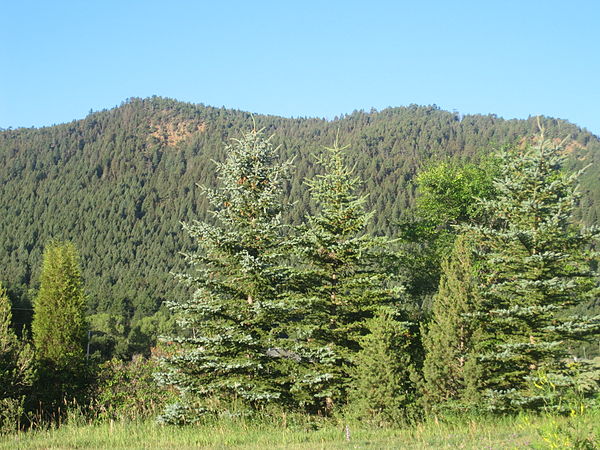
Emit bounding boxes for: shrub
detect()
[95,354,173,421]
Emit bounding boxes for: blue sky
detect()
[1,0,599,135]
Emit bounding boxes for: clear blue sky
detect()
[2,0,599,135]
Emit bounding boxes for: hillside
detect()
[1,97,599,325]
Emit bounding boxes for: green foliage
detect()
[532,406,599,449]
[95,356,173,421]
[157,129,295,423]
[0,283,18,391]
[416,159,497,229]
[126,309,176,358]
[528,361,600,415]
[0,283,34,434]
[346,308,420,425]
[464,133,600,413]
[88,309,175,361]
[421,234,482,412]
[31,241,91,415]
[87,313,128,360]
[2,98,599,348]
[1,98,600,428]
[286,142,404,413]
[2,408,599,448]
[32,241,87,365]
[401,159,497,303]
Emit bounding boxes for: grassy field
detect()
[1,410,598,449]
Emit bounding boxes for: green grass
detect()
[2,410,598,449]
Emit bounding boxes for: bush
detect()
[95,354,172,421]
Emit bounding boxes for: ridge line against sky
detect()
[1,0,599,135]
[2,97,597,139]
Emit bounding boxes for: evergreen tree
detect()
[157,129,294,424]
[421,234,482,412]
[32,241,88,364]
[31,241,89,413]
[347,308,419,424]
[286,142,403,413]
[465,132,600,413]
[0,283,33,433]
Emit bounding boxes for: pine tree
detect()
[157,129,294,424]
[286,142,403,413]
[0,283,33,433]
[464,131,600,413]
[421,234,482,412]
[347,308,419,425]
[31,241,89,412]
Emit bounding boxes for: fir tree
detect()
[157,129,294,424]
[287,141,403,413]
[465,131,600,412]
[347,308,419,425]
[421,234,482,412]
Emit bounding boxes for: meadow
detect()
[2,410,598,449]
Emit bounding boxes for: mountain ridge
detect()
[1,96,599,324]
[4,97,598,141]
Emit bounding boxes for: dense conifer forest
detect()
[1,99,599,445]
[1,97,599,358]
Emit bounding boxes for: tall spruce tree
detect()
[464,132,600,413]
[31,241,89,413]
[157,129,294,424]
[286,142,404,413]
[421,234,482,412]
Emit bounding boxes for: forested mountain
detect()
[1,97,599,326]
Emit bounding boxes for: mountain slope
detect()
[1,97,599,321]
